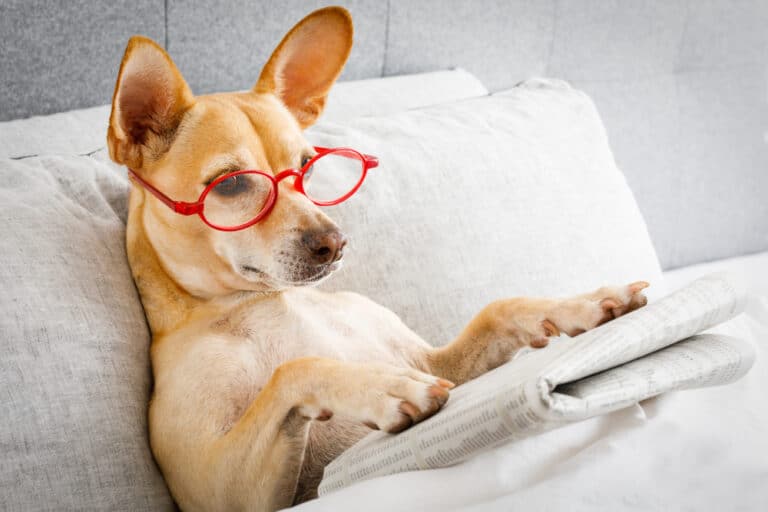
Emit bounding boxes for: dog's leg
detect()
[205,357,453,511]
[426,282,649,385]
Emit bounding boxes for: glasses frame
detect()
[128,146,379,232]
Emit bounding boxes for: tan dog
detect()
[107,7,648,511]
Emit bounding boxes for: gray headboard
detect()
[1,0,766,270]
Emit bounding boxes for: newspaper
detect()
[319,273,756,495]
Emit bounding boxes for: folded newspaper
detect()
[319,272,755,495]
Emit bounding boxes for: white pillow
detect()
[312,78,664,345]
[0,69,487,159]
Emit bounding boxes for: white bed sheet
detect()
[300,252,768,511]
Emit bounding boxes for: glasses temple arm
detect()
[312,146,379,169]
[127,169,202,215]
[363,154,379,169]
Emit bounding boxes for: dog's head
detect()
[108,7,353,297]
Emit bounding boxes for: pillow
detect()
[312,78,665,345]
[0,69,487,160]
[0,156,174,510]
[324,68,487,123]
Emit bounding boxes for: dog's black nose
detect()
[301,229,347,265]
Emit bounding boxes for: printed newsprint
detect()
[319,273,756,495]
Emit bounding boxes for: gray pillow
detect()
[0,156,174,510]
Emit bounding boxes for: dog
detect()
[107,6,648,511]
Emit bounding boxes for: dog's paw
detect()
[592,281,649,323]
[358,366,453,434]
[533,281,650,342]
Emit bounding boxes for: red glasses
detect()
[128,146,378,231]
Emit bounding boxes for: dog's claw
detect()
[429,384,449,401]
[437,378,455,389]
[541,319,560,337]
[399,401,421,418]
[388,407,415,433]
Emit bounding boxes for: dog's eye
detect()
[301,155,316,182]
[212,174,251,197]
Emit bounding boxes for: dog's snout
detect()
[301,229,347,265]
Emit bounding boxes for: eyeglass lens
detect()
[201,150,365,229]
[203,173,275,228]
[302,150,365,203]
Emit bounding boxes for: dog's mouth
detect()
[241,265,266,276]
[239,259,342,287]
[296,260,343,284]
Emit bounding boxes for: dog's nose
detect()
[301,229,347,265]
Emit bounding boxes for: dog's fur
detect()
[107,7,648,511]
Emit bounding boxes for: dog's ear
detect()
[108,36,194,169]
[255,6,353,129]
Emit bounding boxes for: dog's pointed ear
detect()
[254,6,353,129]
[108,36,194,169]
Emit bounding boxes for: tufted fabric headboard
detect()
[1,0,766,269]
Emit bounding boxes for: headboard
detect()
[1,0,766,269]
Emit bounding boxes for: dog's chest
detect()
[152,288,432,497]
[180,288,427,436]
[194,288,428,411]
[226,289,420,366]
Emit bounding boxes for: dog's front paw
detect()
[534,281,650,343]
[357,365,454,433]
[287,359,453,433]
[591,281,649,323]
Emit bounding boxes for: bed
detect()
[1,2,766,510]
